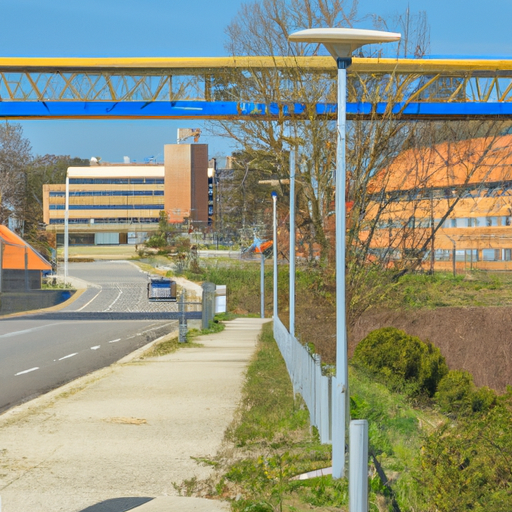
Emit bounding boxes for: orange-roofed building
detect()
[364,133,512,271]
[0,225,52,291]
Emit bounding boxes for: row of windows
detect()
[372,182,512,203]
[435,249,512,262]
[50,204,164,210]
[69,178,164,185]
[374,216,512,230]
[49,217,160,225]
[50,191,164,197]
[370,248,512,262]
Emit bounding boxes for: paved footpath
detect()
[0,317,270,512]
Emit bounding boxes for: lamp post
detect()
[272,191,278,321]
[289,149,296,337]
[289,28,400,480]
[64,171,69,286]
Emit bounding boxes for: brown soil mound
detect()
[352,307,512,393]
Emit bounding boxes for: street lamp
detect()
[64,171,69,286]
[289,28,400,480]
[272,191,278,321]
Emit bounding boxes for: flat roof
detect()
[67,166,165,178]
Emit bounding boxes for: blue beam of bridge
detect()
[2,100,512,120]
[3,57,512,120]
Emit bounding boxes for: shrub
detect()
[418,395,512,511]
[352,327,448,397]
[472,386,497,413]
[435,370,497,417]
[434,370,474,416]
[145,234,167,248]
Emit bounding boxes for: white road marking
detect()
[91,346,101,350]
[58,353,78,361]
[108,338,121,344]
[0,323,62,339]
[105,288,123,311]
[15,367,39,376]
[77,289,103,311]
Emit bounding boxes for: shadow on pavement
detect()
[78,497,154,512]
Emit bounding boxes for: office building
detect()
[43,144,209,246]
[365,134,512,271]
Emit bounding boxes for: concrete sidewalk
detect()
[0,317,270,512]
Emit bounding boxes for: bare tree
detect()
[215,1,512,335]
[345,119,512,328]
[0,122,32,228]
[210,0,364,262]
[22,154,90,237]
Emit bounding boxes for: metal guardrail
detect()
[274,316,332,444]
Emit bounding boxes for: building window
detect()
[416,219,430,228]
[502,216,512,226]
[49,217,160,225]
[465,249,479,262]
[479,217,499,227]
[503,249,512,261]
[435,249,451,261]
[369,248,401,260]
[69,178,164,185]
[49,191,164,198]
[455,250,467,262]
[50,204,164,210]
[482,249,500,261]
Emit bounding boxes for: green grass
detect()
[226,322,310,447]
[350,366,441,510]
[381,270,512,309]
[141,318,226,358]
[219,322,342,512]
[141,334,180,357]
[160,258,512,511]
[181,256,512,315]
[176,323,440,511]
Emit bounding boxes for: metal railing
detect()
[273,316,332,444]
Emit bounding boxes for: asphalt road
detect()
[0,261,179,414]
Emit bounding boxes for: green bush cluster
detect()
[419,391,512,511]
[145,234,167,248]
[434,369,497,417]
[352,327,448,397]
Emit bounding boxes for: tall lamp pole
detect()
[272,191,278,321]
[289,149,296,337]
[289,28,400,480]
[64,171,69,286]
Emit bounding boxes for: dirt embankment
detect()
[352,307,512,393]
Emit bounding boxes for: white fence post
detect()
[350,420,369,512]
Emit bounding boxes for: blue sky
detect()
[1,0,512,162]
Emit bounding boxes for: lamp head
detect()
[289,27,401,59]
[271,191,278,200]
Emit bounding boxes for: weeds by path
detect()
[179,322,348,512]
[141,319,225,358]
